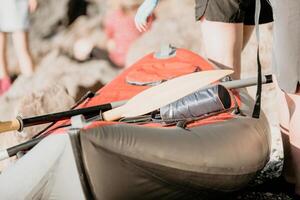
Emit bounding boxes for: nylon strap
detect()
[252,0,262,118]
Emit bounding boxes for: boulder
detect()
[15,84,75,141]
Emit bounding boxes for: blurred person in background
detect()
[0,0,37,95]
[73,0,154,68]
[270,0,300,196]
[134,0,273,80]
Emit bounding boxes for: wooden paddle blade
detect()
[103,70,233,121]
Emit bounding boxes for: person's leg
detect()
[286,85,300,194]
[12,31,34,76]
[0,32,11,94]
[0,32,9,78]
[242,25,254,50]
[276,85,296,184]
[201,19,243,79]
[270,0,300,194]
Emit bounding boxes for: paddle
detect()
[0,70,232,133]
[0,100,127,133]
[102,70,233,121]
[0,74,273,161]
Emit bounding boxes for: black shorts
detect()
[195,0,273,25]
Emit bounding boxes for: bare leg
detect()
[277,80,300,195]
[0,32,9,78]
[242,25,254,50]
[287,85,300,194]
[12,31,34,76]
[276,85,296,184]
[201,19,243,79]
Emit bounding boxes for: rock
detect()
[30,0,69,39]
[234,192,293,200]
[15,84,75,141]
[32,50,117,99]
[52,15,107,56]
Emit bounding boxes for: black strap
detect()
[252,47,262,118]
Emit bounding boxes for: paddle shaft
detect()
[221,74,273,89]
[22,100,126,127]
[0,100,126,133]
[4,137,42,160]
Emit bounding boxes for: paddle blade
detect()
[103,70,233,121]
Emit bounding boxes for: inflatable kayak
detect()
[0,47,271,200]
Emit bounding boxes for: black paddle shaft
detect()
[7,137,42,157]
[20,100,126,130]
[22,105,109,127]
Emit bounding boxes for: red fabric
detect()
[104,10,153,67]
[46,49,239,133]
[125,49,211,85]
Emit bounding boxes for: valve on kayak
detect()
[154,44,176,59]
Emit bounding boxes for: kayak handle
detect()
[0,118,22,133]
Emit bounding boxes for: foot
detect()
[0,76,11,95]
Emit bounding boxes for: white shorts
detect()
[270,0,300,93]
[0,0,29,32]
